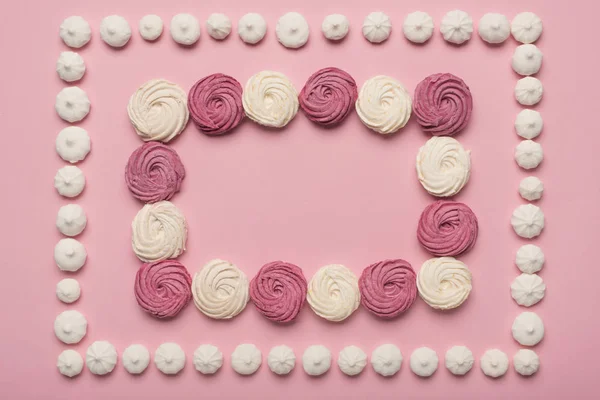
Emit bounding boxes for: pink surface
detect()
[2,0,599,398]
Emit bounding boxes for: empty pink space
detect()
[1,0,598,399]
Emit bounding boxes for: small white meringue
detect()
[478,13,510,44]
[480,349,509,378]
[410,347,438,377]
[511,204,545,239]
[54,165,85,198]
[512,312,545,346]
[511,12,543,44]
[511,273,546,307]
[440,10,473,44]
[55,87,90,123]
[123,344,150,374]
[338,346,367,376]
[56,204,87,237]
[155,343,186,374]
[86,341,118,375]
[513,349,540,376]
[516,244,545,274]
[100,15,132,47]
[519,176,544,201]
[515,109,543,139]
[512,44,543,76]
[402,11,434,43]
[54,310,87,344]
[206,13,232,40]
[56,52,85,82]
[276,12,309,49]
[371,344,402,377]
[445,346,474,375]
[322,14,349,41]
[231,344,262,375]
[515,140,543,169]
[55,126,90,164]
[515,77,543,106]
[59,16,91,48]
[193,344,223,374]
[267,345,296,375]
[57,349,84,377]
[54,238,87,272]
[170,13,201,45]
[362,12,392,43]
[302,345,331,376]
[139,15,163,41]
[238,13,267,44]
[56,278,81,303]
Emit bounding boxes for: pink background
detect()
[2,0,598,398]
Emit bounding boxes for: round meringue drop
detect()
[512,44,543,76]
[231,344,262,375]
[276,12,309,49]
[516,244,545,274]
[238,13,267,44]
[307,264,361,322]
[445,346,474,375]
[519,176,544,201]
[155,343,185,374]
[511,273,546,307]
[322,14,349,41]
[512,312,545,346]
[206,13,232,40]
[371,344,402,377]
[440,10,473,44]
[123,344,150,374]
[86,341,117,375]
[60,16,91,48]
[356,75,412,134]
[54,310,87,344]
[338,346,367,376]
[402,11,434,43]
[478,13,510,44]
[56,52,85,82]
[54,165,85,198]
[56,126,91,164]
[515,77,543,106]
[139,15,163,41]
[56,278,81,303]
[56,204,87,237]
[362,12,392,43]
[57,349,84,377]
[55,87,90,123]
[410,347,438,377]
[515,140,543,169]
[100,15,131,47]
[515,109,543,139]
[480,349,509,378]
[267,345,296,375]
[193,344,223,374]
[514,349,540,376]
[511,204,545,239]
[170,13,201,45]
[511,12,543,44]
[302,345,331,376]
[54,238,87,271]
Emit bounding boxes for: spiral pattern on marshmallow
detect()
[127,79,189,142]
[417,257,472,310]
[134,260,192,318]
[307,264,360,322]
[125,142,185,203]
[188,73,244,136]
[242,71,299,128]
[359,259,417,319]
[299,67,358,127]
[413,73,473,136]
[416,136,471,197]
[131,201,187,262]
[250,261,307,323]
[417,200,478,257]
[355,75,412,135]
[192,259,249,319]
